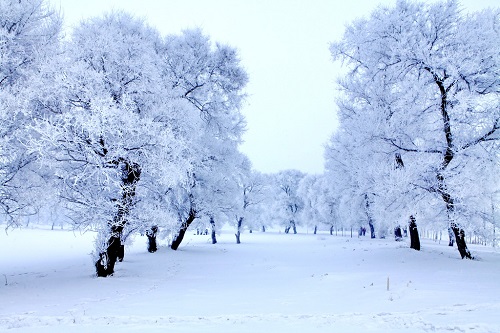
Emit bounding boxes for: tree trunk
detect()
[433,75,473,260]
[96,235,121,277]
[313,225,317,235]
[330,225,333,235]
[409,215,420,251]
[95,161,141,277]
[365,194,376,239]
[210,217,217,244]
[117,244,125,262]
[147,225,158,253]
[394,226,403,241]
[451,224,473,259]
[438,174,473,259]
[171,210,196,250]
[369,221,375,239]
[292,221,297,234]
[235,217,243,244]
[262,225,266,232]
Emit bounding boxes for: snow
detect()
[1,228,500,332]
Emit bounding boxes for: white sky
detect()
[49,0,498,174]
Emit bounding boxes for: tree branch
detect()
[381,137,442,154]
[461,118,499,150]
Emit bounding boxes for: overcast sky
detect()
[49,0,498,174]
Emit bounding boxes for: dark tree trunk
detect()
[365,194,376,239]
[211,229,217,244]
[292,221,297,234]
[95,161,141,277]
[147,225,158,253]
[95,252,108,277]
[284,226,290,234]
[117,244,125,262]
[96,235,122,277]
[330,225,333,235]
[171,209,196,250]
[369,221,375,239]
[451,224,473,259]
[262,225,266,232]
[394,226,403,241]
[313,225,317,235]
[438,174,473,259]
[235,217,243,244]
[210,217,217,244]
[431,72,473,260]
[409,215,420,251]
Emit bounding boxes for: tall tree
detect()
[273,170,305,234]
[330,0,499,258]
[0,0,61,226]
[161,29,248,250]
[32,12,188,276]
[231,160,268,243]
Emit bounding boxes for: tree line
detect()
[1,0,498,277]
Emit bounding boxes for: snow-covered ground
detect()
[1,228,499,332]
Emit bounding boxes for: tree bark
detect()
[147,225,158,253]
[431,72,473,260]
[95,161,141,277]
[235,217,243,244]
[96,235,122,277]
[451,224,473,259]
[365,194,376,239]
[438,174,473,259]
[171,209,196,250]
[409,215,420,251]
[210,217,217,244]
[368,221,375,239]
[394,226,403,241]
[117,244,125,262]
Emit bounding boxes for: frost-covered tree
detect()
[241,172,275,233]
[0,0,61,226]
[230,159,268,243]
[31,12,190,276]
[160,29,248,250]
[329,0,500,258]
[298,174,339,235]
[271,170,305,234]
[324,131,374,237]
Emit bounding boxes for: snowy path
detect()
[1,228,499,332]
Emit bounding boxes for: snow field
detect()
[1,228,499,332]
